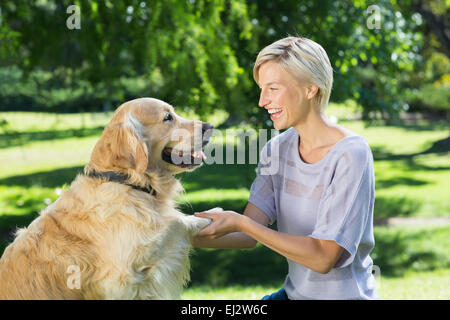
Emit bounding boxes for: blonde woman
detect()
[194,37,377,300]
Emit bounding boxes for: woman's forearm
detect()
[193,231,256,249]
[239,215,331,273]
[193,209,339,273]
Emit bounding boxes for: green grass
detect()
[379,269,450,300]
[0,103,449,299]
[182,269,450,300]
[371,225,450,277]
[182,285,281,300]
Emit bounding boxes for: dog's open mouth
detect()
[162,147,207,168]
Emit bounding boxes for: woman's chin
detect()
[273,119,287,131]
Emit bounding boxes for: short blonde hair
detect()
[253,36,333,113]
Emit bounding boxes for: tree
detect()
[411,0,449,57]
[1,0,257,116]
[398,0,450,120]
[0,0,432,123]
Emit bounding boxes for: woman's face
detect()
[258,61,313,130]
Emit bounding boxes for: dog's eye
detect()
[163,113,173,123]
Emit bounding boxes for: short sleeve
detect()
[309,145,374,268]
[248,143,277,225]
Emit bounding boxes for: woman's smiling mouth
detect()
[267,108,283,120]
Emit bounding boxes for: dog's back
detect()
[0,175,109,299]
[0,211,96,299]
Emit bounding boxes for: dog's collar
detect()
[86,170,157,196]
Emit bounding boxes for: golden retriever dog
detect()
[0,97,214,299]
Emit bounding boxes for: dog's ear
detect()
[106,122,149,174]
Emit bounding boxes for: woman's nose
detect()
[258,91,270,108]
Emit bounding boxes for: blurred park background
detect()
[0,0,449,299]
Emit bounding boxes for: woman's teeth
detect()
[268,108,283,120]
[268,108,282,114]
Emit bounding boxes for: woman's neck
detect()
[293,109,339,152]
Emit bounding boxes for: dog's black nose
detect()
[202,122,214,146]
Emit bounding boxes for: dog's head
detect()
[88,98,213,175]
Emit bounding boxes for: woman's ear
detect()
[106,122,149,174]
[306,85,320,100]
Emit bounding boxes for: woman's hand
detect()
[194,210,246,239]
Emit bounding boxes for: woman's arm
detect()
[192,202,269,249]
[240,216,344,274]
[195,209,344,274]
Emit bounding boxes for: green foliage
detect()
[418,82,450,111]
[0,0,256,116]
[409,52,450,115]
[248,0,425,120]
[0,66,165,112]
[0,0,443,120]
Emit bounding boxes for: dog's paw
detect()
[183,215,211,234]
[194,216,211,229]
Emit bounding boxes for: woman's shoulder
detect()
[333,134,373,168]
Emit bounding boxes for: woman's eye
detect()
[163,113,173,122]
[269,87,278,91]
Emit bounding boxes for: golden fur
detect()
[0,98,211,299]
